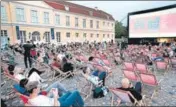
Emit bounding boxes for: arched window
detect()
[32,31,40,41]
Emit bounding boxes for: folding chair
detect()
[109,88,145,106]
[155,61,168,74]
[170,58,176,70]
[139,73,163,99]
[122,69,139,82]
[123,62,135,71]
[135,63,150,74]
[50,65,74,82]
[102,59,115,68]
[13,84,47,106]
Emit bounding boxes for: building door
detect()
[1,30,8,49]
[44,32,50,43]
[20,31,26,44]
[32,31,40,43]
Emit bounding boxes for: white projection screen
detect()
[129,6,176,38]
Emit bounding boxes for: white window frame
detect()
[66,32,70,38]
[16,7,25,22]
[44,12,49,24]
[96,21,99,29]
[66,16,70,26]
[83,33,86,38]
[75,33,79,38]
[55,14,60,25]
[90,20,93,28]
[97,34,99,38]
[83,19,86,28]
[31,10,38,23]
[1,30,8,36]
[75,17,79,27]
[90,33,93,38]
[1,6,7,22]
[56,32,61,42]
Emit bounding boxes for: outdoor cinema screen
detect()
[129,7,176,38]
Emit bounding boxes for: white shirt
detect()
[14,72,41,83]
[28,95,60,106]
[28,72,41,83]
[169,51,174,57]
[57,54,65,61]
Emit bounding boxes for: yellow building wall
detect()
[1,1,115,45]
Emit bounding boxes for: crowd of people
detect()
[1,39,176,106]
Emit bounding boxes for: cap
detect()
[25,81,39,91]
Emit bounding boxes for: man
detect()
[116,78,142,104]
[23,41,33,68]
[24,81,84,106]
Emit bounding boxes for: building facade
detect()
[1,1,115,45]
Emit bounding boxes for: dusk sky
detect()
[70,1,176,26]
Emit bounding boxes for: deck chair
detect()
[123,62,135,71]
[155,61,168,74]
[139,73,163,99]
[170,58,176,70]
[122,69,139,82]
[102,59,115,68]
[135,63,150,74]
[50,65,74,82]
[13,84,47,106]
[109,88,145,106]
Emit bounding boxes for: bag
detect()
[93,87,104,98]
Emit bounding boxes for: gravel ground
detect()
[1,53,176,106]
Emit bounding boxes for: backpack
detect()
[93,87,104,98]
[93,86,108,98]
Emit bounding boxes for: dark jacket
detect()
[117,87,142,103]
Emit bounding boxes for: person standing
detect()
[23,41,33,68]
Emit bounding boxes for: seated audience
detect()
[23,81,84,106]
[8,65,44,82]
[51,58,61,69]
[116,78,142,104]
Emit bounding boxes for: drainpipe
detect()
[8,1,15,44]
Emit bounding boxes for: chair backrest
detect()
[93,64,106,72]
[171,58,176,65]
[151,53,157,58]
[13,87,29,104]
[123,70,138,81]
[139,73,158,86]
[79,55,88,62]
[102,59,111,66]
[110,88,132,103]
[135,63,148,73]
[93,58,100,64]
[156,61,167,70]
[124,62,134,71]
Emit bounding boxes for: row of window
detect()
[1,6,114,29]
[35,32,113,42]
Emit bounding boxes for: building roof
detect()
[44,0,115,21]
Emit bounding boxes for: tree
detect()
[115,21,128,38]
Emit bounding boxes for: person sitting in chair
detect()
[7,65,45,82]
[116,78,142,104]
[25,81,84,106]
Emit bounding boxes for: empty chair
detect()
[170,58,176,69]
[139,73,162,99]
[155,61,168,73]
[123,62,135,71]
[135,63,149,74]
[123,70,139,82]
